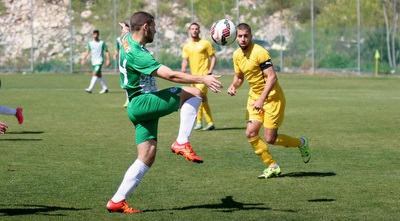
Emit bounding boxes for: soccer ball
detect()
[210,19,236,46]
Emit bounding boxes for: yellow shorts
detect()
[246,94,286,129]
[192,83,208,96]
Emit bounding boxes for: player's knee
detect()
[245,131,258,139]
[264,135,277,144]
[182,86,202,98]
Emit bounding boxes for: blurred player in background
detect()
[227,23,311,179]
[114,18,131,107]
[81,30,110,94]
[105,11,222,214]
[0,106,23,124]
[181,22,217,130]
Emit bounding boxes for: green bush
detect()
[318,52,350,69]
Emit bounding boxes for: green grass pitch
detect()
[0,73,399,220]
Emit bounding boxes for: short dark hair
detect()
[189,22,200,29]
[130,11,155,32]
[93,30,99,34]
[236,23,251,34]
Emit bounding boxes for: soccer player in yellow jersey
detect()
[182,23,217,130]
[227,23,311,179]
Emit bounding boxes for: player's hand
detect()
[203,75,222,93]
[113,54,117,60]
[119,22,130,35]
[250,99,264,112]
[227,85,236,96]
[81,60,85,66]
[0,122,8,134]
[106,60,111,67]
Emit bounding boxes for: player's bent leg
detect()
[263,128,278,144]
[271,132,311,163]
[171,86,203,163]
[248,135,275,166]
[273,133,302,147]
[246,121,280,179]
[179,86,202,107]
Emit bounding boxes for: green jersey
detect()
[87,39,108,65]
[119,34,160,99]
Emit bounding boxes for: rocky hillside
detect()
[0,0,71,68]
[0,0,291,71]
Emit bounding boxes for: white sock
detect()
[99,77,108,90]
[0,106,16,115]
[111,159,149,202]
[88,76,98,90]
[176,96,202,144]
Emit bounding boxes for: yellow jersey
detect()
[182,38,215,76]
[233,43,283,100]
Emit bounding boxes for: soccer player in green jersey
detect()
[81,30,111,94]
[106,11,222,214]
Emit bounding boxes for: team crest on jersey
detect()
[122,38,131,53]
[169,87,178,93]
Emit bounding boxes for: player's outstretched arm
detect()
[227,73,244,96]
[154,65,222,93]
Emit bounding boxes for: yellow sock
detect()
[248,135,275,166]
[197,103,203,123]
[202,101,213,125]
[274,134,302,148]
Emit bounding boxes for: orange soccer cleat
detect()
[106,200,141,214]
[171,141,203,163]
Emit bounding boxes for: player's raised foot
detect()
[193,122,202,130]
[106,200,141,214]
[15,107,24,124]
[99,89,108,94]
[171,141,203,163]
[299,136,311,163]
[258,165,281,179]
[202,123,215,131]
[85,88,92,94]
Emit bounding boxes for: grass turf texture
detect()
[0,73,399,220]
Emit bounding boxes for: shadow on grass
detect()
[6,131,44,134]
[279,172,336,178]
[0,204,90,216]
[0,138,43,141]
[0,131,44,141]
[308,198,336,202]
[144,196,296,213]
